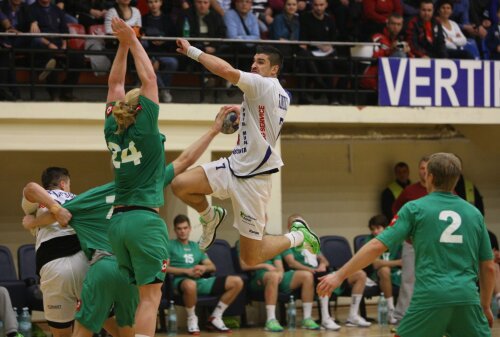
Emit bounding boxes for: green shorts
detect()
[173,276,216,296]
[108,210,169,285]
[396,304,490,337]
[370,268,401,287]
[75,256,139,333]
[250,270,295,293]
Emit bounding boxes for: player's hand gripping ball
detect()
[221,111,239,134]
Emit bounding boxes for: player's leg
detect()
[72,322,94,337]
[345,270,371,327]
[179,279,200,335]
[171,166,213,212]
[206,276,241,332]
[135,283,162,336]
[260,271,284,332]
[377,266,397,323]
[286,271,319,330]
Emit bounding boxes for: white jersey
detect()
[22,189,77,250]
[229,71,289,177]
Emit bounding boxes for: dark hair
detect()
[426,153,461,191]
[368,214,389,229]
[41,167,70,189]
[173,214,191,227]
[436,0,453,11]
[419,0,433,7]
[394,161,409,171]
[388,12,403,20]
[256,45,284,72]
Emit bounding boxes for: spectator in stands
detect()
[365,214,402,325]
[391,155,429,324]
[142,0,179,103]
[360,13,409,95]
[0,287,23,337]
[54,0,79,24]
[405,0,446,58]
[298,0,339,104]
[252,0,274,34]
[328,0,364,42]
[61,0,111,29]
[454,156,484,215]
[166,214,244,334]
[237,241,320,332]
[448,0,484,59]
[0,0,31,100]
[436,0,473,59]
[362,0,403,40]
[224,0,260,69]
[28,0,86,101]
[380,161,411,222]
[104,0,141,35]
[486,6,500,60]
[282,214,371,330]
[269,0,300,58]
[489,230,500,317]
[209,0,231,16]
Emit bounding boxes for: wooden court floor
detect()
[155,304,500,337]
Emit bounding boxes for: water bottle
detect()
[377,293,388,326]
[182,18,190,38]
[18,307,32,337]
[491,295,498,317]
[167,300,177,336]
[287,295,296,330]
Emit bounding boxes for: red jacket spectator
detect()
[363,0,402,24]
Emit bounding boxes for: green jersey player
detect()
[317,153,495,337]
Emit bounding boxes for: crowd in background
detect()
[0,0,499,102]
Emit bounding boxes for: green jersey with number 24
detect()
[104,95,166,208]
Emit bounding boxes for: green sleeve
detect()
[163,163,175,188]
[377,203,414,251]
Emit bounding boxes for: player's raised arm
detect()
[106,18,129,103]
[176,38,241,85]
[23,182,72,226]
[113,18,158,103]
[172,106,237,175]
[23,210,57,231]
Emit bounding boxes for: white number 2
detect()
[439,210,463,244]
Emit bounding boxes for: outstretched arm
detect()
[107,18,129,103]
[316,238,386,297]
[172,105,238,175]
[23,182,72,226]
[176,38,241,85]
[112,17,158,103]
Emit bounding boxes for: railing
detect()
[0,32,379,104]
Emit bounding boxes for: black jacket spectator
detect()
[178,8,227,52]
[406,16,446,58]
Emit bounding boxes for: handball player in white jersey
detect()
[173,39,320,266]
[21,167,88,337]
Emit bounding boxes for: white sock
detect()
[135,334,150,337]
[211,301,228,318]
[200,206,214,223]
[387,296,394,311]
[266,305,276,321]
[303,302,313,319]
[285,231,304,248]
[186,306,196,317]
[320,296,331,320]
[349,294,362,317]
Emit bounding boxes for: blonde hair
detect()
[112,88,141,133]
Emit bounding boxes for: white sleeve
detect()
[236,71,271,99]
[450,21,467,47]
[21,195,39,215]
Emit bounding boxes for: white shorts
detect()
[39,251,89,323]
[202,157,272,240]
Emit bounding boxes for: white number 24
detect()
[108,141,143,168]
[439,210,463,244]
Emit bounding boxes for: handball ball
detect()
[221,111,239,134]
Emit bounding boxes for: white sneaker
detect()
[160,89,173,103]
[207,316,231,332]
[198,206,227,251]
[187,315,200,335]
[345,315,372,327]
[388,309,398,325]
[321,317,341,331]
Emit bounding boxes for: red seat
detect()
[67,23,86,50]
[87,24,105,36]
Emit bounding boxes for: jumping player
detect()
[172,38,320,266]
